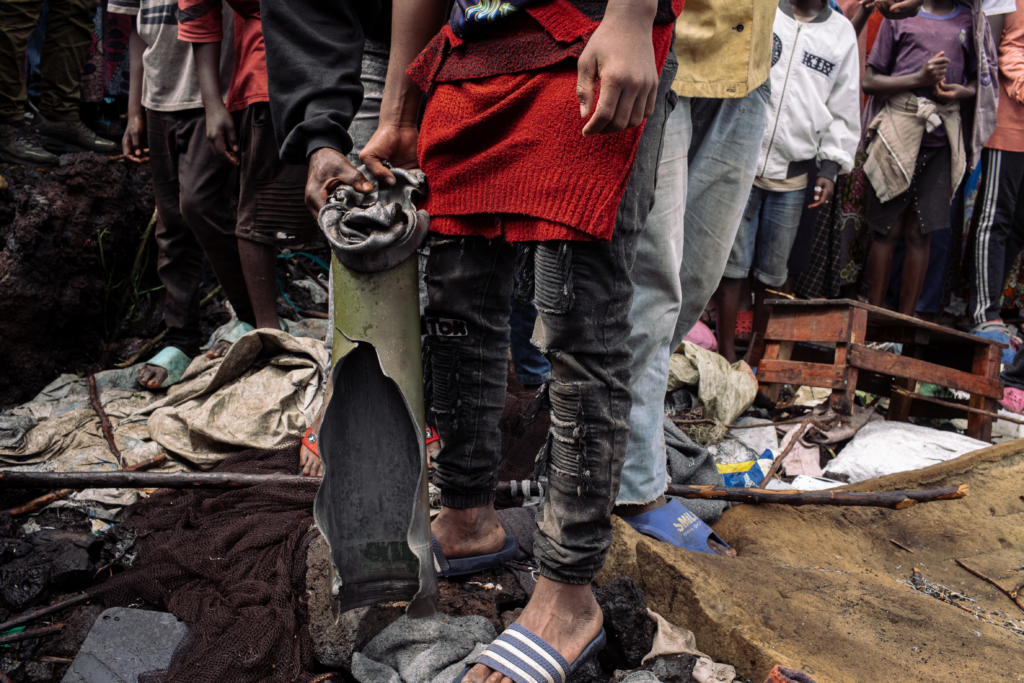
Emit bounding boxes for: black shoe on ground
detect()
[31,116,118,155]
[0,123,59,167]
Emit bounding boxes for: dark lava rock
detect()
[609,654,699,683]
[569,657,610,683]
[0,154,155,406]
[594,577,657,672]
[0,532,97,609]
[438,566,528,633]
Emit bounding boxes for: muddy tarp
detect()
[0,367,177,507]
[597,438,1024,683]
[141,328,327,468]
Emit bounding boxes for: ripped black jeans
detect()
[424,53,677,585]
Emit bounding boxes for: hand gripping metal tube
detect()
[313,167,437,619]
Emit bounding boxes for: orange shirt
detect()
[987,5,1024,152]
[177,0,267,112]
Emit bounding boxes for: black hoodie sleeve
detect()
[261,0,383,163]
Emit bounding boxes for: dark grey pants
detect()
[425,52,678,585]
[148,108,255,350]
[969,147,1024,325]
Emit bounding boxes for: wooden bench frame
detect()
[749,299,1005,441]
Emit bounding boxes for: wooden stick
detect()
[498,480,967,509]
[1011,578,1024,599]
[892,387,1024,426]
[0,624,64,645]
[4,454,169,516]
[671,417,827,431]
[297,261,330,292]
[39,657,73,665]
[0,471,969,510]
[890,539,915,553]
[758,416,830,487]
[955,558,1024,612]
[87,372,122,468]
[302,310,329,319]
[0,470,316,490]
[0,594,92,634]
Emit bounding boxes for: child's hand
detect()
[858,0,877,10]
[934,80,975,102]
[917,52,949,87]
[205,104,239,166]
[122,114,147,162]
[809,177,835,210]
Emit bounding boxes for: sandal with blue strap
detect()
[621,497,730,555]
[454,623,606,683]
[432,534,519,578]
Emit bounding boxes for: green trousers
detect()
[0,0,99,124]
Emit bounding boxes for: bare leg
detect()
[898,211,931,317]
[866,212,907,308]
[752,279,773,342]
[238,238,280,329]
[714,277,744,363]
[462,576,604,683]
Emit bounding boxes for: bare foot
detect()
[205,340,232,359]
[431,504,506,560]
[300,443,323,477]
[463,576,604,683]
[137,364,169,389]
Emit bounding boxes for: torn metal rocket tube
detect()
[313,166,437,619]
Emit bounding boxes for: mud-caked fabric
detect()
[426,52,677,585]
[0,0,99,123]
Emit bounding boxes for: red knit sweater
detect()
[410,0,681,242]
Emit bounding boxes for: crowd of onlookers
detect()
[2,0,1024,382]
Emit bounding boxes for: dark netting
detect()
[95,443,324,683]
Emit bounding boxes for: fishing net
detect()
[95,443,325,683]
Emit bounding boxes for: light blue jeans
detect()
[723,185,805,288]
[618,87,768,505]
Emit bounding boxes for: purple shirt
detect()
[867,4,976,146]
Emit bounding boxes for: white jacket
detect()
[757,0,861,182]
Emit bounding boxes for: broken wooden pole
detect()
[0,624,63,645]
[891,387,1024,426]
[87,372,122,467]
[0,470,315,490]
[0,594,92,634]
[0,471,969,509]
[496,481,967,509]
[4,454,169,516]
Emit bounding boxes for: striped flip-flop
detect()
[454,624,606,683]
[432,534,519,578]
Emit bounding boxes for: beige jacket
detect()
[671,0,777,98]
[863,92,966,204]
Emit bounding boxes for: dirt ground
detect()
[0,156,155,408]
[598,438,1024,683]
